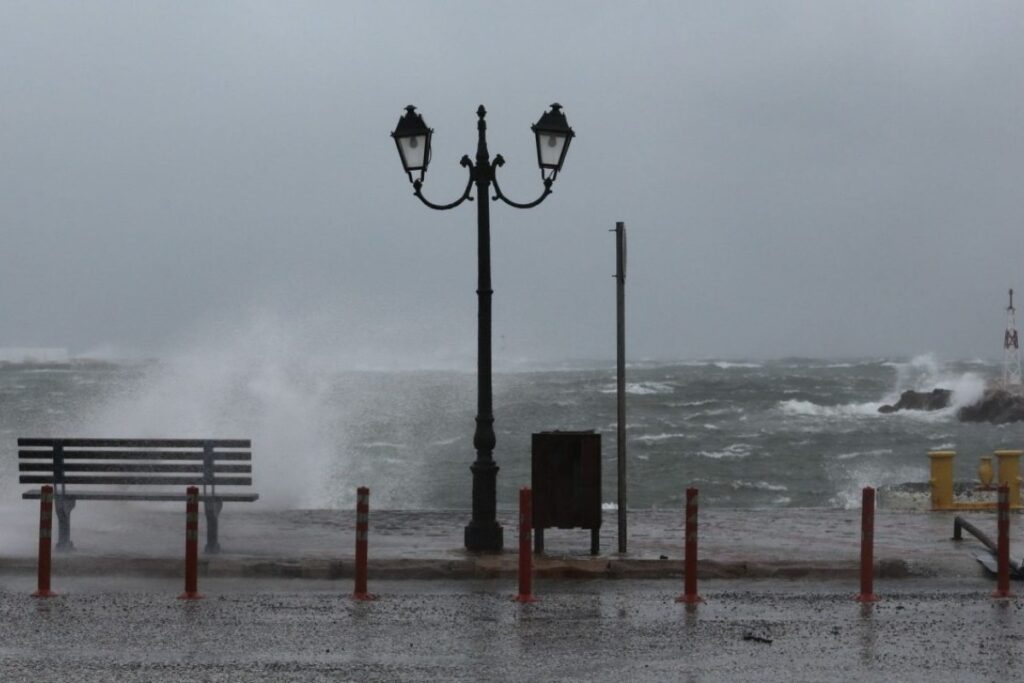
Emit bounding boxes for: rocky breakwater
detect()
[878,389,952,413]
[956,389,1024,424]
[878,387,1024,424]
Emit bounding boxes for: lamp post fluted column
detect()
[391,103,574,553]
[466,106,502,551]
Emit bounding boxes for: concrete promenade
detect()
[0,502,1018,581]
[2,577,1022,682]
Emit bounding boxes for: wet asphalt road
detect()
[0,577,1022,682]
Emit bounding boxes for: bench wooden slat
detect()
[19,449,251,461]
[22,491,260,502]
[18,436,259,553]
[20,476,253,486]
[18,438,250,448]
[20,463,252,474]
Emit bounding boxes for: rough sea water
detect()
[0,354,1017,511]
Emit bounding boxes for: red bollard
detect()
[677,487,703,604]
[32,485,56,598]
[515,487,536,603]
[856,486,880,602]
[353,486,376,601]
[993,484,1014,599]
[178,486,203,600]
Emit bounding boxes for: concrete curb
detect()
[0,555,927,581]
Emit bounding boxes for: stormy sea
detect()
[0,354,1014,511]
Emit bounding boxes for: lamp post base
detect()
[465,520,503,552]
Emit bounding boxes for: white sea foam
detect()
[636,433,688,443]
[835,448,894,460]
[360,441,407,450]
[693,407,738,417]
[731,480,788,492]
[600,382,675,395]
[695,444,751,459]
[777,399,881,418]
[677,360,761,369]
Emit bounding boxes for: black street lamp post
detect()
[391,104,574,552]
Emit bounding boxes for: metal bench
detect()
[18,438,258,553]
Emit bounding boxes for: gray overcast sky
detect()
[1,1,1022,365]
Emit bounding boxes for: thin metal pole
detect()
[615,221,627,554]
[465,105,503,552]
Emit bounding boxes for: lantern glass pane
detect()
[537,131,567,169]
[398,134,428,170]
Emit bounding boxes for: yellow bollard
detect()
[978,456,994,488]
[994,450,1022,509]
[928,451,956,510]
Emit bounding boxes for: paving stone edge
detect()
[0,555,928,580]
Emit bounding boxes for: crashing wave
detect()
[600,381,675,395]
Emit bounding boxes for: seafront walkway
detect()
[0,503,1016,581]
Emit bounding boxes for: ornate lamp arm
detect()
[412,156,475,211]
[490,155,553,209]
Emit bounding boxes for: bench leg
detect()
[204,498,223,554]
[55,496,76,552]
[534,527,544,554]
[590,528,600,556]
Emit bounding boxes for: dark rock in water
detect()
[878,388,952,413]
[957,389,1024,424]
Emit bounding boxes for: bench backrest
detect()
[18,438,252,491]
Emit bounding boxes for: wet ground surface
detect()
[0,503,1018,579]
[0,577,1022,682]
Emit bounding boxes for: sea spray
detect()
[887,353,985,407]
[777,354,986,418]
[75,317,338,508]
